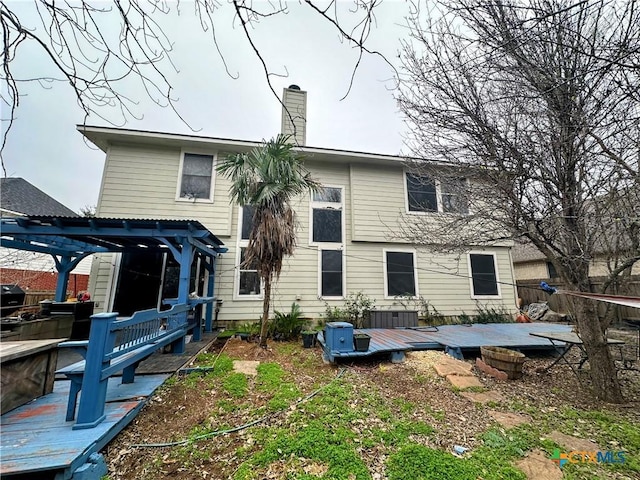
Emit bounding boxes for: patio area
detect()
[0,332,218,480]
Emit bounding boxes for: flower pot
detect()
[480,346,525,379]
[353,333,371,352]
[302,331,316,348]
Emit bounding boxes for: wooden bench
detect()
[56,303,191,430]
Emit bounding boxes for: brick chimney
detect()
[281,85,307,146]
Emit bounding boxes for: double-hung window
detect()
[384,250,417,298]
[177,152,215,201]
[236,206,261,298]
[468,252,500,297]
[312,186,344,298]
[405,172,468,214]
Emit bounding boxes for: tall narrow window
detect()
[385,251,417,297]
[236,206,261,298]
[241,205,255,240]
[179,153,214,200]
[321,250,343,297]
[311,186,343,244]
[469,253,499,296]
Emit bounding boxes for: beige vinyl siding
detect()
[90,141,518,323]
[214,243,517,323]
[350,163,406,243]
[97,144,233,236]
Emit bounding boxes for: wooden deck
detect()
[0,332,218,479]
[319,322,574,363]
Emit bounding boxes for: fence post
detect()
[73,312,117,430]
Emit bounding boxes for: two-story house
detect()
[81,86,517,322]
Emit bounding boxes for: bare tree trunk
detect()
[571,296,623,403]
[258,276,272,348]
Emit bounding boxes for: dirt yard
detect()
[102,331,640,480]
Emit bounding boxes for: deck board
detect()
[0,332,219,478]
[0,375,169,476]
[319,323,574,362]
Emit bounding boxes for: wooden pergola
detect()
[0,215,227,347]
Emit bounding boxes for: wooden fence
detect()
[516,276,640,324]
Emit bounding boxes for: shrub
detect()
[474,304,513,323]
[270,302,306,340]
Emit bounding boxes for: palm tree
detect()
[217,134,320,347]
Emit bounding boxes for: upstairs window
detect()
[178,153,214,201]
[407,173,437,212]
[469,253,500,297]
[241,205,256,240]
[311,186,343,244]
[406,172,468,214]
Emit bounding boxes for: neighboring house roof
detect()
[1,178,77,217]
[511,240,547,263]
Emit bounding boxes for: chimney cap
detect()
[288,84,301,90]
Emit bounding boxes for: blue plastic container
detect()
[324,322,354,353]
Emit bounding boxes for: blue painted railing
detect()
[57,303,193,430]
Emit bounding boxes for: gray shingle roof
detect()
[511,240,546,263]
[0,178,77,217]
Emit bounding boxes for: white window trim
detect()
[175,149,217,203]
[467,251,502,299]
[309,185,345,247]
[317,247,346,300]
[233,206,263,301]
[383,248,419,300]
[403,170,468,215]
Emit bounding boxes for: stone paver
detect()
[434,360,474,377]
[233,360,260,376]
[488,411,531,429]
[515,450,563,480]
[476,358,509,381]
[548,431,600,452]
[446,374,484,389]
[460,390,505,404]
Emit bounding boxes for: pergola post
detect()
[170,239,193,354]
[53,254,89,302]
[203,256,217,332]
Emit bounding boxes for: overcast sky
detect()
[2,1,410,213]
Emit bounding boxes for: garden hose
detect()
[131,367,347,448]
